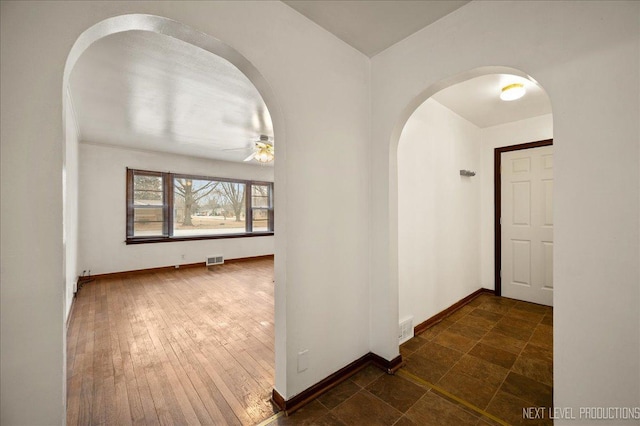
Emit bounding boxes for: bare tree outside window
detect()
[173,179,246,236]
[126,169,272,242]
[216,182,245,222]
[174,178,218,226]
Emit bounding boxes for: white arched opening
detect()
[62,13,287,413]
[391,65,553,342]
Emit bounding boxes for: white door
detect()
[501,145,553,306]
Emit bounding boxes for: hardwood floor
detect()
[66,257,276,426]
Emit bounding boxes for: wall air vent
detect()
[206,255,224,267]
[399,317,414,344]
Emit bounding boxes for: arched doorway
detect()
[63,14,285,424]
[396,68,553,331]
[393,67,554,423]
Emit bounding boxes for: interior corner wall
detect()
[370,1,639,417]
[78,143,275,275]
[1,1,371,422]
[479,114,553,290]
[398,98,481,329]
[64,92,80,321]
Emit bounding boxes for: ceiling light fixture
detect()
[242,135,274,163]
[254,135,274,163]
[500,83,526,101]
[255,146,274,163]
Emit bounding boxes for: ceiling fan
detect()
[243,135,274,163]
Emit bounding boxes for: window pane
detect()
[133,207,164,236]
[134,175,163,206]
[173,178,246,236]
[130,172,165,238]
[252,209,269,232]
[251,185,270,207]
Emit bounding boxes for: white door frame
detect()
[494,139,553,296]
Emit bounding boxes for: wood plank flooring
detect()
[67,257,276,426]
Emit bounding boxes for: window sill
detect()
[126,232,274,245]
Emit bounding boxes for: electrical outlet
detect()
[297,349,309,373]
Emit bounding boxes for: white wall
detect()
[2,1,639,423]
[64,92,80,321]
[79,143,275,275]
[479,114,553,289]
[398,98,481,330]
[371,1,639,420]
[399,105,552,330]
[1,2,370,423]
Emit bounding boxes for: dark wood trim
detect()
[369,353,404,374]
[126,168,168,240]
[166,173,174,237]
[126,168,134,238]
[125,231,274,245]
[268,182,275,232]
[271,353,371,414]
[271,389,286,413]
[271,352,403,415]
[224,254,274,264]
[171,172,273,187]
[414,288,494,335]
[494,139,553,296]
[267,182,275,232]
[126,168,274,244]
[65,293,77,331]
[81,262,206,281]
[246,182,253,233]
[77,255,273,281]
[128,168,274,188]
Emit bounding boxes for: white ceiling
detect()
[432,74,552,128]
[282,0,470,57]
[69,8,550,165]
[69,30,273,164]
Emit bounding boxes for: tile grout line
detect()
[408,296,552,421]
[469,300,553,416]
[356,384,408,420]
[481,301,531,416]
[397,369,511,426]
[391,368,471,424]
[406,298,495,419]
[487,305,546,407]
[315,372,386,423]
[327,375,388,420]
[442,302,511,417]
[468,299,550,414]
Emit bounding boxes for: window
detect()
[126,169,273,243]
[129,171,168,237]
[173,176,247,237]
[251,184,272,232]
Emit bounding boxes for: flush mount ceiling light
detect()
[500,83,526,101]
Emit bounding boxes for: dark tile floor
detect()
[267,294,553,426]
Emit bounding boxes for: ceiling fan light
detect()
[500,83,526,101]
[255,149,274,163]
[245,135,274,163]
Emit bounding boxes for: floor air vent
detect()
[206,255,224,267]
